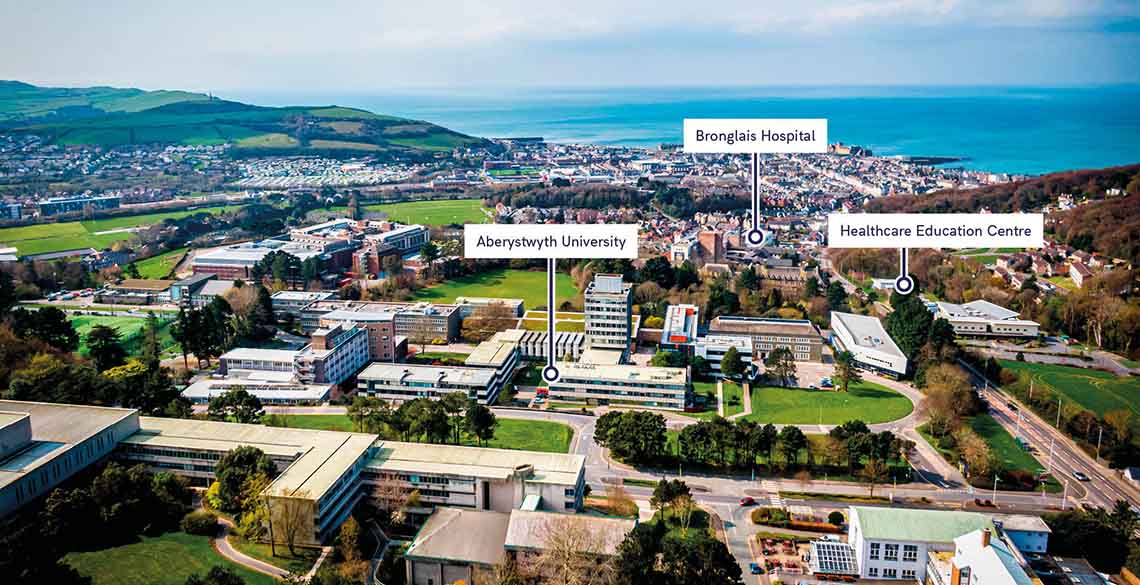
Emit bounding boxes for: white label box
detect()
[683,118,828,153]
[827,213,1044,249]
[464,224,639,259]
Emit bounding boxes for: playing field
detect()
[0,206,238,256]
[73,315,177,357]
[63,531,278,585]
[1001,360,1140,419]
[413,268,578,310]
[273,415,574,453]
[134,247,187,279]
[363,199,489,225]
[742,381,913,425]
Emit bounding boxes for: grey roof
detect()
[504,509,635,555]
[405,508,509,566]
[993,514,1052,533]
[831,311,906,359]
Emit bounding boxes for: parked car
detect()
[749,563,762,575]
[1073,471,1091,482]
[739,496,756,506]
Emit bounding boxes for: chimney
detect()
[981,528,991,548]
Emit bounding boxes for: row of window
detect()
[866,568,915,579]
[868,542,919,563]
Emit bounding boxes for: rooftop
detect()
[272,290,335,302]
[708,316,820,338]
[851,506,995,544]
[220,347,300,363]
[358,363,497,386]
[504,509,635,555]
[831,312,906,359]
[993,514,1052,534]
[465,340,519,368]
[367,441,584,486]
[554,363,688,385]
[405,507,509,566]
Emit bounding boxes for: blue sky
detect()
[1,0,1138,91]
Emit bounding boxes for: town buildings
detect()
[706,316,824,362]
[830,311,908,378]
[36,194,120,216]
[935,300,1040,338]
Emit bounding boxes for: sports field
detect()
[362,199,489,225]
[0,205,237,256]
[73,315,178,357]
[134,247,187,279]
[413,268,578,310]
[742,381,913,425]
[1001,360,1140,419]
[63,531,277,585]
[272,415,574,453]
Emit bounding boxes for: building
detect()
[191,240,323,280]
[318,308,406,363]
[830,311,908,378]
[848,506,995,582]
[707,316,823,362]
[181,375,332,405]
[500,329,585,362]
[693,335,755,377]
[935,300,1040,339]
[0,400,586,548]
[295,324,370,385]
[357,363,504,405]
[367,224,429,254]
[584,274,633,353]
[464,339,522,401]
[698,230,723,262]
[82,248,132,271]
[300,300,461,342]
[170,273,216,305]
[189,279,240,308]
[352,240,403,278]
[454,296,525,319]
[546,363,690,410]
[36,194,120,216]
[404,507,634,585]
[1070,261,1093,288]
[271,290,334,318]
[670,238,698,265]
[993,514,1051,554]
[0,401,139,517]
[95,278,175,305]
[927,529,1035,585]
[660,304,699,350]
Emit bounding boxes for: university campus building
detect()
[829,311,908,378]
[545,363,690,410]
[706,316,824,362]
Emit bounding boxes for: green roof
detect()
[851,506,995,543]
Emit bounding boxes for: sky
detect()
[1,0,1139,92]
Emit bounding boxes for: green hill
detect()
[0,81,485,155]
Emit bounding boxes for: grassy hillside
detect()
[1,81,486,155]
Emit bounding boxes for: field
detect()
[1001,360,1140,419]
[0,205,237,256]
[413,268,578,310]
[742,381,913,425]
[273,415,574,453]
[362,199,489,225]
[134,247,188,279]
[519,310,587,333]
[919,414,1061,492]
[63,531,277,585]
[73,315,178,358]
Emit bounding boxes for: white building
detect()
[546,363,690,410]
[693,335,755,377]
[661,304,700,348]
[935,300,1040,338]
[830,312,908,378]
[927,529,1035,585]
[295,324,370,385]
[584,274,633,353]
[847,506,995,582]
[357,363,503,405]
[271,290,335,317]
[993,514,1051,554]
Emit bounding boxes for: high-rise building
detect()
[584,274,633,352]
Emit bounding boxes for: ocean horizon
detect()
[227,86,1140,176]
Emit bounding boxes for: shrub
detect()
[828,510,845,526]
[181,510,219,535]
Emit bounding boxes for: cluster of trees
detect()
[611,516,743,585]
[1047,500,1140,575]
[207,388,266,424]
[171,284,276,367]
[251,250,322,290]
[594,410,668,463]
[0,462,191,585]
[884,289,959,379]
[204,446,278,547]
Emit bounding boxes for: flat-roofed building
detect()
[707,316,823,362]
[935,300,1040,338]
[584,274,633,353]
[848,505,995,582]
[191,240,323,280]
[271,290,334,317]
[182,374,333,405]
[830,311,908,378]
[506,329,585,361]
[219,347,299,375]
[454,296,525,318]
[357,363,503,404]
[927,529,1035,585]
[318,308,406,363]
[295,324,370,385]
[0,401,139,517]
[170,273,216,305]
[546,363,690,410]
[37,194,119,216]
[693,335,756,377]
[300,300,461,342]
[368,224,429,254]
[661,304,699,350]
[993,514,1051,554]
[464,339,521,401]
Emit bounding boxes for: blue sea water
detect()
[230,86,1140,176]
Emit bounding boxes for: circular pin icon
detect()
[746,229,765,247]
[542,365,560,383]
[894,274,915,295]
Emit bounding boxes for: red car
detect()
[739,496,756,506]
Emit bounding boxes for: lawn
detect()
[0,205,237,256]
[918,414,1061,492]
[272,415,574,453]
[63,531,278,585]
[134,247,188,279]
[723,381,744,417]
[413,268,578,310]
[678,380,720,420]
[362,199,488,225]
[73,314,178,358]
[1001,360,1140,420]
[230,539,320,574]
[1047,275,1077,291]
[742,381,913,425]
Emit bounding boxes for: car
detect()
[1073,471,1091,482]
[749,563,762,575]
[739,496,756,506]
[1007,402,1019,411]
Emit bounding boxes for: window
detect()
[868,568,879,577]
[883,568,897,578]
[884,543,899,561]
[903,544,918,562]
[902,569,916,579]
[869,542,881,560]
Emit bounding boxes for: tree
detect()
[9,307,78,351]
[338,516,361,562]
[612,524,664,585]
[828,510,845,526]
[465,403,497,447]
[460,303,519,342]
[885,291,935,360]
[6,353,101,405]
[441,391,471,445]
[0,270,17,316]
[826,281,848,310]
[139,311,162,366]
[604,411,668,464]
[720,346,744,380]
[420,241,441,278]
[186,567,246,585]
[832,350,862,392]
[207,388,265,424]
[215,446,275,512]
[764,347,797,386]
[519,515,615,585]
[671,493,697,537]
[778,425,808,468]
[860,459,889,497]
[660,532,744,585]
[85,324,126,372]
[124,262,141,279]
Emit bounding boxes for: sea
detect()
[229,86,1140,176]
